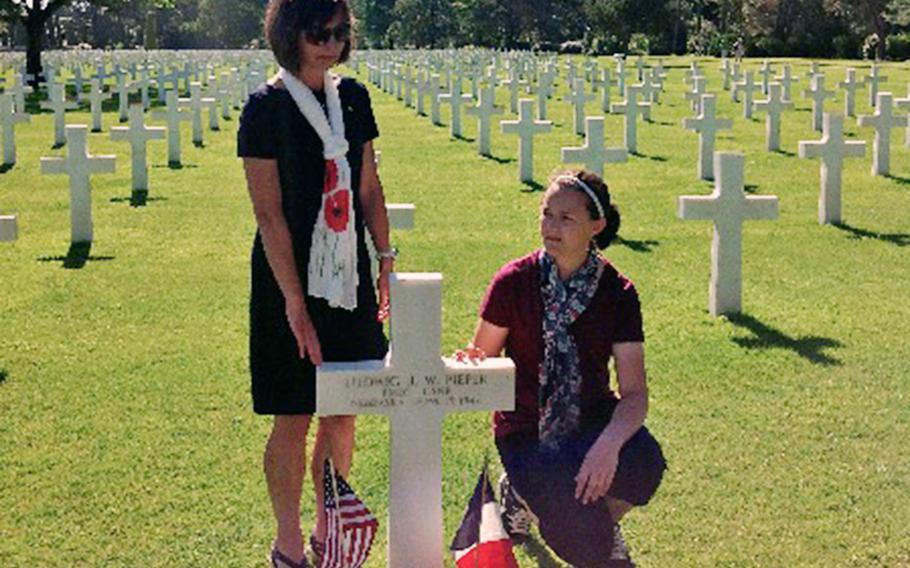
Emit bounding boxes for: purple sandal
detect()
[270,544,310,568]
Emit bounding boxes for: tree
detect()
[827,0,891,59]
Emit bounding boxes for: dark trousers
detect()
[496,425,666,568]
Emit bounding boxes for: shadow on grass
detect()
[744,184,759,194]
[884,173,910,186]
[773,149,796,158]
[51,142,65,150]
[0,369,7,386]
[153,162,199,170]
[452,134,475,143]
[832,222,909,246]
[193,141,206,149]
[482,154,515,165]
[110,191,169,207]
[727,313,843,366]
[520,180,545,193]
[630,152,668,162]
[0,164,14,174]
[653,120,675,126]
[516,536,563,568]
[616,236,660,253]
[37,242,115,269]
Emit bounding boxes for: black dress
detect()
[237,78,388,415]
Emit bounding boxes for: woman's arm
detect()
[358,141,393,321]
[243,157,322,364]
[456,320,509,361]
[575,342,649,504]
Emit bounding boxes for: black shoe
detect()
[498,473,537,540]
[606,523,636,567]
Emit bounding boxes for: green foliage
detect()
[886,30,910,58]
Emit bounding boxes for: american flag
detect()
[319,459,379,568]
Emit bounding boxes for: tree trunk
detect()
[25,16,45,87]
[875,13,887,60]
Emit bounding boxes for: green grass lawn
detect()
[1,55,908,567]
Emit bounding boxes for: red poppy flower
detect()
[324,190,350,233]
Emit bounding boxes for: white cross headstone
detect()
[502,70,528,115]
[677,152,779,316]
[437,77,473,139]
[7,76,34,114]
[501,98,552,183]
[865,64,888,107]
[465,84,503,156]
[804,74,836,132]
[611,85,650,154]
[40,83,77,146]
[1,93,30,165]
[684,76,708,114]
[181,82,214,145]
[115,72,138,123]
[719,58,733,91]
[86,78,112,133]
[753,83,793,151]
[316,273,515,568]
[152,91,192,165]
[40,125,116,244]
[759,60,773,95]
[775,65,798,102]
[110,104,166,193]
[561,116,628,178]
[427,73,443,126]
[599,68,613,113]
[858,92,907,176]
[798,113,866,224]
[0,211,16,242]
[537,70,555,120]
[682,94,733,181]
[839,68,862,117]
[732,71,760,119]
[564,78,594,136]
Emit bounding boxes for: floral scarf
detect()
[278,67,359,310]
[538,248,604,452]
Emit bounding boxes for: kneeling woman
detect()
[459,170,666,567]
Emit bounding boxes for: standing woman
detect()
[238,2,394,567]
[458,170,666,567]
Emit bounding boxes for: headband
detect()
[555,175,605,219]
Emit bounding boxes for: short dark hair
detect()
[264,0,355,71]
[547,168,622,250]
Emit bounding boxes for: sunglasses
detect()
[305,23,351,45]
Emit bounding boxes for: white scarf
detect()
[279,67,359,310]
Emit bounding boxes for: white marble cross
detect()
[561,116,628,178]
[115,72,138,123]
[598,68,613,113]
[677,152,779,316]
[732,71,760,119]
[7,75,33,114]
[611,85,650,154]
[316,272,515,568]
[87,78,112,133]
[110,104,166,193]
[537,70,555,120]
[427,73,443,126]
[465,84,503,156]
[152,91,192,165]
[180,82,215,145]
[804,74,836,132]
[753,83,793,151]
[865,64,888,107]
[40,125,116,244]
[1,93,30,165]
[775,65,798,102]
[682,94,732,180]
[858,92,907,176]
[502,71,528,115]
[798,113,866,224]
[40,83,77,147]
[839,68,862,117]
[759,60,773,95]
[437,77,473,139]
[719,58,733,91]
[0,211,16,242]
[684,75,708,114]
[564,78,595,136]
[501,98,552,182]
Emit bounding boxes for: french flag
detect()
[450,467,520,568]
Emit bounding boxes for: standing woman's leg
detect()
[265,415,313,562]
[311,415,357,542]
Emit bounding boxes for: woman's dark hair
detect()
[547,168,621,250]
[264,0,355,71]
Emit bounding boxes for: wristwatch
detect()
[376,247,398,261]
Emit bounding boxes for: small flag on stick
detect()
[319,459,378,568]
[450,465,519,568]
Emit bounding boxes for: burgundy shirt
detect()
[480,251,645,439]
